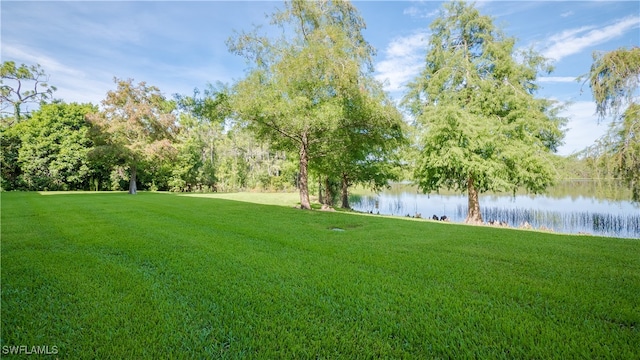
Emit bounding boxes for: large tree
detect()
[228,0,376,209]
[87,78,178,194]
[404,1,565,223]
[1,61,57,123]
[313,80,406,209]
[583,47,640,200]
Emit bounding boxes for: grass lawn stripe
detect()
[1,192,638,358]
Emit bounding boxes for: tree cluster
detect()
[229,0,405,209]
[2,0,636,217]
[1,78,298,193]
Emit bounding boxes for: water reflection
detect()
[350,181,640,239]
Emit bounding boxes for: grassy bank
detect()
[1,192,638,358]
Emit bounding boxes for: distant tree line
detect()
[0,79,300,194]
[1,0,637,215]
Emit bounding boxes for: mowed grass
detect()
[1,192,638,359]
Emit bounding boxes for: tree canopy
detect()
[311,77,406,209]
[87,78,178,194]
[1,102,97,190]
[404,1,565,223]
[170,84,231,192]
[586,47,640,120]
[228,0,387,209]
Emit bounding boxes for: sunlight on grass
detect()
[178,191,302,207]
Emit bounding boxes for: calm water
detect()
[350,181,640,239]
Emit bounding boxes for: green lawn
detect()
[1,192,638,359]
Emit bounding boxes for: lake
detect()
[349,181,640,239]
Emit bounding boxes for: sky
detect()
[1,1,638,156]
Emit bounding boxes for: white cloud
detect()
[538,76,578,83]
[375,31,429,93]
[542,15,640,61]
[403,6,421,17]
[2,44,83,78]
[560,11,574,18]
[403,6,438,19]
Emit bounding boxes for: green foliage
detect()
[310,75,407,208]
[404,1,565,222]
[170,84,230,192]
[1,61,57,122]
[0,103,97,190]
[174,83,231,124]
[550,154,596,180]
[0,126,22,190]
[229,0,379,209]
[87,78,178,194]
[616,104,640,199]
[169,128,212,192]
[2,192,639,358]
[584,47,640,119]
[215,127,296,192]
[582,47,640,201]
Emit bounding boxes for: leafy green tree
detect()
[583,47,640,200]
[2,103,97,190]
[313,80,406,209]
[228,0,376,209]
[171,84,230,192]
[169,119,208,192]
[1,61,57,123]
[87,78,178,194]
[404,1,565,223]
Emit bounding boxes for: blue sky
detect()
[2,1,638,155]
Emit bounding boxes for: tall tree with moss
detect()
[87,78,178,194]
[228,0,376,209]
[583,47,640,200]
[404,1,565,223]
[1,61,57,124]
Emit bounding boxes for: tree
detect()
[404,1,565,223]
[312,79,406,209]
[228,0,376,209]
[171,84,230,192]
[1,103,97,190]
[583,47,640,200]
[1,61,57,123]
[87,78,178,194]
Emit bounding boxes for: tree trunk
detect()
[341,173,350,209]
[324,177,334,206]
[129,163,138,195]
[298,135,311,209]
[465,176,482,224]
[318,177,324,204]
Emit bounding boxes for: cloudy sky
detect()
[2,1,638,155]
